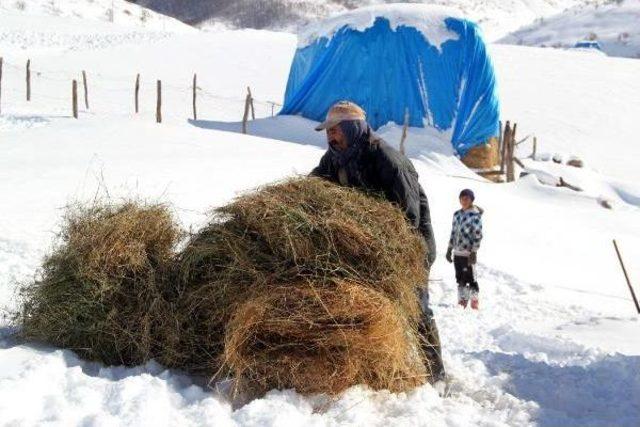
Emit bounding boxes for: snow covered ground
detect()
[0,0,192,32]
[499,0,640,59]
[1,6,639,427]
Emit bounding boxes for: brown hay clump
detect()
[174,177,431,392]
[224,280,427,398]
[17,201,182,366]
[462,137,500,171]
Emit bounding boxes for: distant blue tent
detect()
[280,9,500,156]
[574,40,602,51]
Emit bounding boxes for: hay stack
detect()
[174,178,431,394]
[18,202,181,366]
[462,137,500,171]
[18,178,434,397]
[224,280,426,397]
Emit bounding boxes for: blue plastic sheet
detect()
[280,16,500,156]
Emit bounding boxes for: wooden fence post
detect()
[72,80,78,119]
[613,239,640,314]
[82,70,89,109]
[242,91,251,134]
[498,121,504,173]
[502,121,511,176]
[507,123,517,182]
[192,73,197,121]
[26,59,31,101]
[0,57,3,115]
[135,73,140,114]
[532,136,537,159]
[400,108,409,155]
[247,86,255,120]
[156,80,162,123]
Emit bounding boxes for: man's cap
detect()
[314,101,366,131]
[459,189,475,201]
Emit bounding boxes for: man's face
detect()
[327,124,348,151]
[459,195,473,210]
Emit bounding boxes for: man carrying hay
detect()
[311,100,445,383]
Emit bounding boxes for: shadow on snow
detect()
[474,350,640,427]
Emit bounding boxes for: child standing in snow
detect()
[446,189,483,309]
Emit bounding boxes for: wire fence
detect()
[0,57,283,121]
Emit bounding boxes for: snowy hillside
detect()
[1,5,640,427]
[0,0,192,32]
[128,0,598,40]
[499,0,640,58]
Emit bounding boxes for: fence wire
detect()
[0,58,283,118]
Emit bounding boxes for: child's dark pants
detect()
[454,255,479,292]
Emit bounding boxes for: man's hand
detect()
[446,247,453,263]
[469,252,477,265]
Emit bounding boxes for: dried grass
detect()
[462,137,500,170]
[172,178,432,394]
[17,201,182,366]
[18,178,434,397]
[223,280,427,398]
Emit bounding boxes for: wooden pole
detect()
[72,80,78,119]
[502,121,511,178]
[498,121,504,173]
[513,157,526,169]
[558,177,582,192]
[532,136,538,159]
[135,73,140,114]
[498,120,502,166]
[192,73,197,121]
[26,59,31,101]
[512,124,518,181]
[242,92,251,134]
[156,79,162,123]
[247,86,255,120]
[502,121,510,174]
[400,108,409,155]
[613,240,640,314]
[506,122,516,182]
[82,70,89,109]
[0,57,3,115]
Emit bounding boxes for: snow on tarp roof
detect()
[298,3,463,51]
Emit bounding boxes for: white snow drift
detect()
[499,0,640,59]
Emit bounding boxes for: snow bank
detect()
[0,0,194,33]
[297,4,462,49]
[498,0,640,59]
[0,13,176,55]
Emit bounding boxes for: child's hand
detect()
[469,252,477,265]
[446,247,453,263]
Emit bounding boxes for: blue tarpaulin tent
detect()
[574,40,602,51]
[280,6,500,156]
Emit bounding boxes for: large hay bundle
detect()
[18,202,181,366]
[224,280,426,397]
[174,178,431,394]
[17,178,434,398]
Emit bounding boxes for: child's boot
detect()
[457,285,468,308]
[470,290,479,310]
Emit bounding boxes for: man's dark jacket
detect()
[310,127,437,266]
